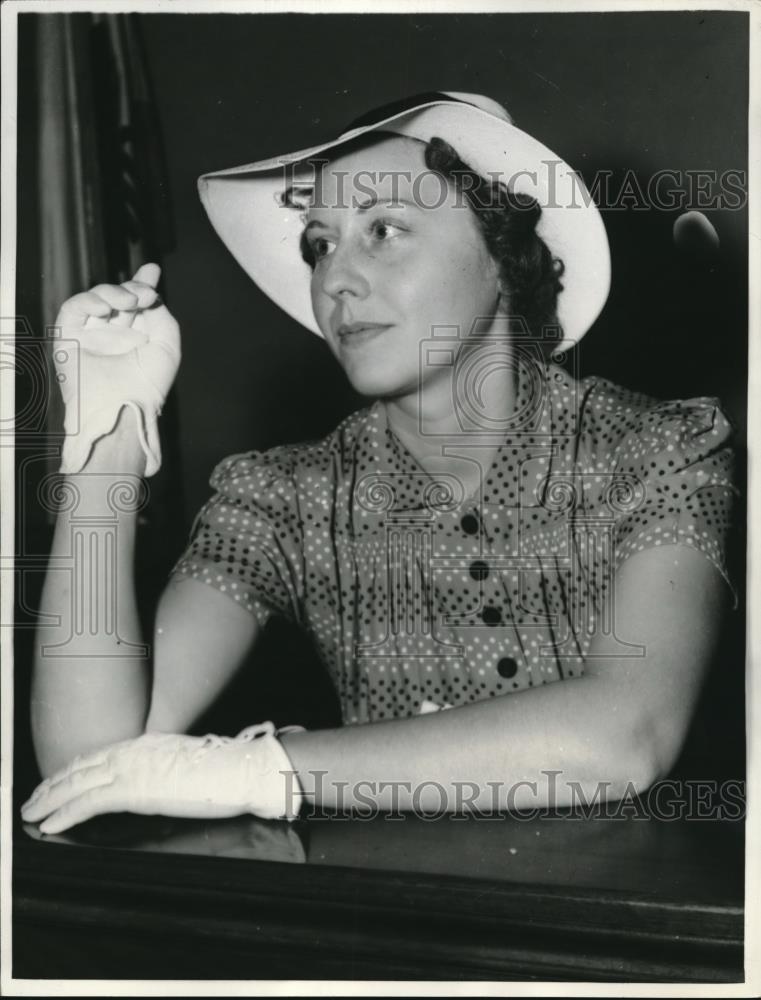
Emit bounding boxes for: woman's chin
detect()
[347,375,397,399]
[343,365,413,400]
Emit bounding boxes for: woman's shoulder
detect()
[207,402,380,497]
[568,369,736,467]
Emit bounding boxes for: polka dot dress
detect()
[171,361,738,725]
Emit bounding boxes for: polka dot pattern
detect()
[171,362,738,726]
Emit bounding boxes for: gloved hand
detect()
[20,722,303,834]
[54,262,181,477]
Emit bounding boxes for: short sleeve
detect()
[612,398,740,606]
[170,449,306,627]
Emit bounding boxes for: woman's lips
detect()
[336,322,393,346]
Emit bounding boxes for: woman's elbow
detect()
[607,712,689,800]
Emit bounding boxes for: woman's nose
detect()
[319,244,370,301]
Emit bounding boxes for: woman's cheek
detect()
[391,256,443,306]
[310,282,332,334]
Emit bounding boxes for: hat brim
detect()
[198,99,610,347]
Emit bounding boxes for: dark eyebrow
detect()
[305,197,417,230]
[356,194,379,212]
[356,195,417,212]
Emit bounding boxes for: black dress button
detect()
[469,560,489,581]
[497,657,518,678]
[460,512,480,535]
[481,606,502,626]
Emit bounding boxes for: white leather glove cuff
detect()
[60,399,163,478]
[214,721,305,821]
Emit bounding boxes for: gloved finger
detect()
[22,746,111,804]
[42,750,107,786]
[56,290,118,327]
[21,750,104,815]
[74,289,138,331]
[21,761,112,823]
[21,821,74,846]
[19,776,53,812]
[106,281,162,330]
[75,327,149,355]
[107,309,139,330]
[38,783,120,835]
[89,284,141,313]
[119,280,161,310]
[131,262,161,288]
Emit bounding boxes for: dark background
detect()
[15,11,748,792]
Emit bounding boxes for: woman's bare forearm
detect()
[31,406,151,777]
[280,671,652,815]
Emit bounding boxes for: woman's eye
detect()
[310,236,336,260]
[370,219,404,242]
[306,219,404,265]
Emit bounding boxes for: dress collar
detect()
[349,359,575,517]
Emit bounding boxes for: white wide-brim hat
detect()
[198,91,610,348]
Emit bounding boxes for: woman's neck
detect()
[381,339,519,474]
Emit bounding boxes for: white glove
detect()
[53,263,181,477]
[20,722,304,834]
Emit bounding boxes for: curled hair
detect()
[424,136,565,340]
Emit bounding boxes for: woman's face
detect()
[305,135,503,400]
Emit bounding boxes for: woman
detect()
[22,93,737,832]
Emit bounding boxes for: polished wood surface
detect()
[13,804,744,982]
